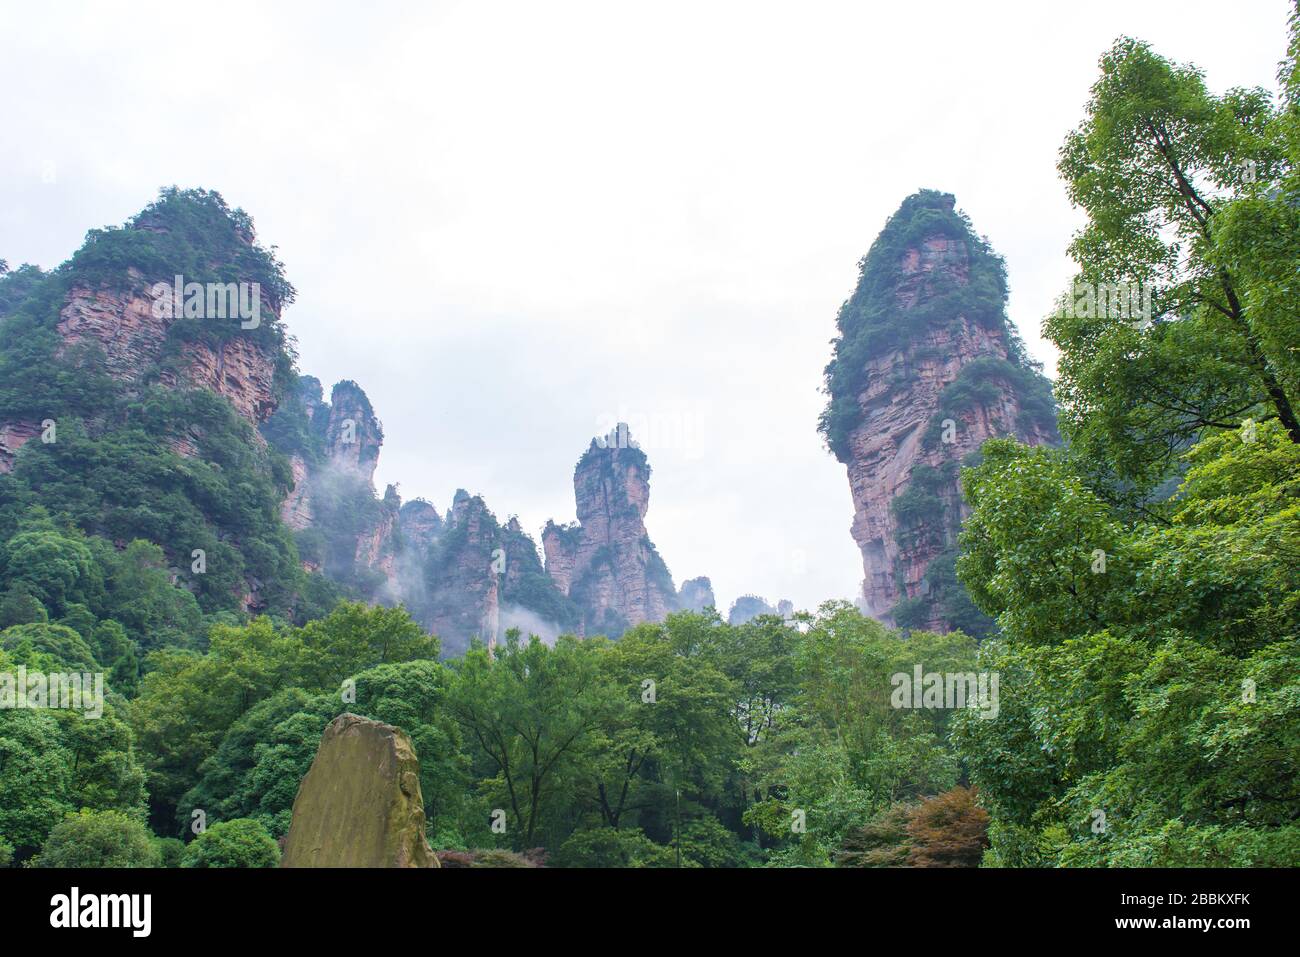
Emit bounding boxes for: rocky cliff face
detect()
[726,594,793,625]
[318,380,383,484]
[678,576,716,613]
[54,278,160,380]
[423,490,501,654]
[0,420,41,475]
[263,374,577,654]
[821,191,1058,635]
[542,427,678,637]
[728,595,774,625]
[5,190,718,654]
[163,336,278,424]
[280,453,315,530]
[4,256,282,471]
[0,189,317,624]
[268,377,401,588]
[55,270,280,425]
[398,499,442,560]
[356,484,402,583]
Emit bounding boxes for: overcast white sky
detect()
[0,1,1289,614]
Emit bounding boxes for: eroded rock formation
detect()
[267,377,403,588]
[821,190,1058,634]
[399,499,442,560]
[678,576,716,613]
[263,372,579,654]
[55,270,280,425]
[319,380,383,484]
[281,713,440,868]
[161,336,278,423]
[0,420,41,475]
[727,594,792,625]
[356,484,402,583]
[280,453,315,530]
[423,490,501,654]
[542,427,678,637]
[4,190,710,658]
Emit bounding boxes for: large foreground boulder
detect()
[281,713,440,867]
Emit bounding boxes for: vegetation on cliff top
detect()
[0,190,344,736]
[819,189,1054,463]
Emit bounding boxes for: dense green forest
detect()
[1,15,1297,868]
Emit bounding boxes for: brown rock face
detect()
[357,485,402,587]
[56,280,161,380]
[0,420,42,475]
[322,381,383,485]
[825,191,1058,632]
[273,379,402,590]
[425,491,500,652]
[280,454,315,530]
[542,427,677,636]
[499,516,530,596]
[56,276,279,425]
[846,318,1054,628]
[282,713,439,868]
[165,427,202,459]
[399,500,442,560]
[162,336,278,423]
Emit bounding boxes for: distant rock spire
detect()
[821,190,1059,633]
[542,423,678,637]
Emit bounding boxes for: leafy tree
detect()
[1,622,99,671]
[0,709,73,858]
[0,525,98,615]
[744,604,972,865]
[130,617,304,825]
[100,541,203,652]
[0,583,48,628]
[961,424,1298,657]
[955,421,1299,866]
[181,818,280,868]
[552,826,672,868]
[1049,34,1300,496]
[178,687,335,838]
[53,703,149,818]
[583,620,739,831]
[958,440,1139,645]
[294,601,439,689]
[152,836,185,868]
[904,786,990,867]
[837,787,989,867]
[32,809,159,868]
[446,632,619,848]
[836,803,914,867]
[0,645,147,858]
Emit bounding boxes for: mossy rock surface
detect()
[281,713,440,868]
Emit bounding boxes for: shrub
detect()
[32,809,159,868]
[181,818,280,868]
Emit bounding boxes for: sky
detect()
[0,0,1290,615]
